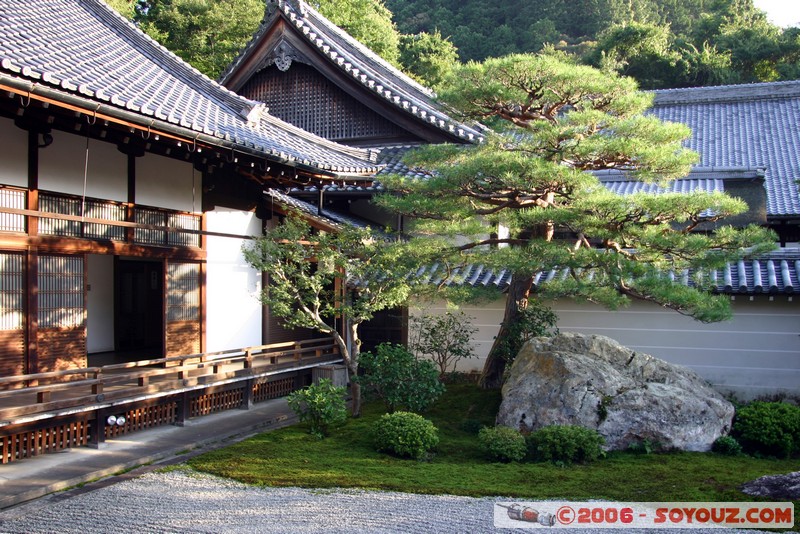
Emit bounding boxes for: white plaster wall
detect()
[410,295,800,401]
[0,117,27,187]
[205,208,263,351]
[39,131,127,201]
[87,254,115,353]
[136,153,197,212]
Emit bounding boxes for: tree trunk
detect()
[349,378,361,418]
[347,320,362,417]
[327,319,362,417]
[479,273,534,389]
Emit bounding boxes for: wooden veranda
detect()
[0,337,343,464]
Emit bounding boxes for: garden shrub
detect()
[711,435,743,456]
[732,401,800,458]
[478,426,527,462]
[410,311,477,377]
[286,379,348,438]
[356,343,445,413]
[527,425,605,465]
[372,411,439,459]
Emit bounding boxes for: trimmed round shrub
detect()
[732,401,800,458]
[711,435,743,456]
[372,411,439,459]
[478,426,527,462]
[527,425,605,465]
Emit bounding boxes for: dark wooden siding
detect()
[240,63,409,143]
[37,327,87,372]
[166,320,201,356]
[264,310,316,345]
[0,331,24,379]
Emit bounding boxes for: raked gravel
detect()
[0,470,773,533]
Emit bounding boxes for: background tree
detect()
[105,0,138,19]
[376,53,776,388]
[242,215,420,416]
[136,0,264,78]
[310,0,402,67]
[385,0,799,87]
[591,22,682,89]
[398,31,458,89]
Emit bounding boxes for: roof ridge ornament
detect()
[260,39,304,72]
[274,41,295,71]
[267,0,307,17]
[242,102,269,126]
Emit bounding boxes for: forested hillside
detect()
[108,0,800,89]
[385,0,800,88]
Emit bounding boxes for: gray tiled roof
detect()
[413,249,800,295]
[0,0,379,175]
[652,80,800,217]
[598,170,724,195]
[287,145,421,194]
[220,0,485,144]
[265,188,373,229]
[289,149,745,196]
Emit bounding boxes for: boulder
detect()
[741,472,800,500]
[496,332,734,451]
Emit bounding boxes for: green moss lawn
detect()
[187,384,799,529]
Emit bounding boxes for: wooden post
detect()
[25,130,39,375]
[240,378,254,410]
[175,391,191,426]
[88,410,105,448]
[92,370,103,395]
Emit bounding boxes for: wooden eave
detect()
[0,84,371,194]
[222,16,465,145]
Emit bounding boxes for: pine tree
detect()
[376,53,775,387]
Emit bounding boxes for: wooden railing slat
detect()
[0,337,341,422]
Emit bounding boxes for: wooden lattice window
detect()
[38,255,84,329]
[135,208,200,248]
[0,252,24,331]
[167,262,200,322]
[0,187,25,233]
[241,64,407,142]
[39,192,126,241]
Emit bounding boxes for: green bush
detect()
[372,411,439,459]
[478,426,527,462]
[732,401,800,458]
[527,425,605,465]
[410,311,477,377]
[356,343,445,413]
[286,379,348,438]
[711,435,743,456]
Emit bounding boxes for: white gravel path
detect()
[0,470,776,534]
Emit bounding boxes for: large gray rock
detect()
[497,332,734,451]
[741,472,800,499]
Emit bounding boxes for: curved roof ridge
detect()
[0,0,380,175]
[295,0,435,99]
[653,79,800,106]
[84,0,261,117]
[220,0,485,143]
